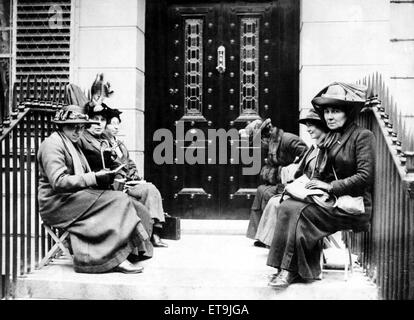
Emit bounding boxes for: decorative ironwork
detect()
[182,18,205,121]
[15,0,72,101]
[238,17,261,122]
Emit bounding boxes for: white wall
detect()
[389,2,414,117]
[70,0,146,176]
[299,0,390,143]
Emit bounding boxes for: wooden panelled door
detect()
[146,0,299,219]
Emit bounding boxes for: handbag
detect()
[160,215,181,240]
[283,174,326,202]
[281,149,336,210]
[332,166,365,215]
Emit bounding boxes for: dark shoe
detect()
[253,240,267,248]
[268,270,301,288]
[113,260,144,274]
[151,233,168,248]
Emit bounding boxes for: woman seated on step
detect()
[241,118,308,247]
[254,108,329,247]
[37,104,153,274]
[266,83,374,289]
[104,107,169,247]
[78,74,168,247]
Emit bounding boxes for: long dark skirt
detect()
[246,184,283,239]
[66,190,153,273]
[266,198,370,280]
[126,182,166,223]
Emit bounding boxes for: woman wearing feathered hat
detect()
[78,75,168,247]
[266,83,375,288]
[37,105,153,274]
[254,108,329,248]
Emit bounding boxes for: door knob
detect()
[216,45,226,74]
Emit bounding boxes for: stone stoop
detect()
[13,220,379,300]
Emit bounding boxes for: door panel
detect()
[146,0,300,219]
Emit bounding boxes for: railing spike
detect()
[11,82,19,118]
[58,82,62,105]
[63,83,68,105]
[33,76,38,102]
[46,78,51,102]
[40,77,45,103]
[3,88,11,127]
[19,77,24,104]
[25,75,30,102]
[52,81,57,103]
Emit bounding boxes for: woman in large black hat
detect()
[267,82,375,288]
[37,105,152,274]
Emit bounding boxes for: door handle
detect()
[216,45,226,74]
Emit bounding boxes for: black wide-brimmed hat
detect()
[298,108,322,124]
[52,105,99,125]
[311,82,367,120]
[298,107,328,131]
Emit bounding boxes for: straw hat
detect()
[52,105,99,125]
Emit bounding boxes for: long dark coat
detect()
[246,130,308,239]
[267,123,375,279]
[38,132,153,273]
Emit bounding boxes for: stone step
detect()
[14,233,378,300]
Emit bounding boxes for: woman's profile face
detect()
[305,122,324,140]
[62,124,85,143]
[106,117,120,136]
[323,107,347,130]
[87,115,107,136]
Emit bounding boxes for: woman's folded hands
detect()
[305,179,333,193]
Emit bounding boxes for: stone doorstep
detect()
[180,219,249,235]
[13,232,378,300]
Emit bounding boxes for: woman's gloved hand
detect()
[127,169,141,181]
[305,179,333,193]
[95,169,116,187]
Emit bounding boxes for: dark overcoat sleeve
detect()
[330,129,375,196]
[38,136,97,193]
[279,133,308,165]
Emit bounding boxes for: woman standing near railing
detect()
[267,83,375,288]
[37,104,153,274]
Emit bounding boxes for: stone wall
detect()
[70,0,146,176]
[299,0,390,143]
[389,1,414,117]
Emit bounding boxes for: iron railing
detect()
[1,75,66,299]
[353,73,414,300]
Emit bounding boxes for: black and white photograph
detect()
[0,0,413,305]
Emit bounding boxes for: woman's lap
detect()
[267,198,370,279]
